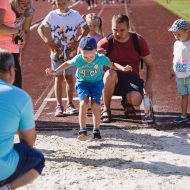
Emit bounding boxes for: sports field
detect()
[155,0,190,21]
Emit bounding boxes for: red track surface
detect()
[22,0,190,130]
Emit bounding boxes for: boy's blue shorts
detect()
[176,76,190,95]
[0,143,45,186]
[75,80,104,104]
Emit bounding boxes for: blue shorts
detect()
[51,59,76,76]
[0,143,45,186]
[75,80,104,104]
[176,76,190,95]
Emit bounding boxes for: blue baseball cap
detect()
[79,37,97,50]
[168,19,189,32]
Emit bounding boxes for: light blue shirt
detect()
[69,53,111,82]
[0,80,35,180]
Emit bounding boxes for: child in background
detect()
[46,37,132,140]
[38,0,89,117]
[85,13,103,43]
[168,18,190,123]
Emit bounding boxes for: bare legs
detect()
[103,69,143,110]
[79,98,100,129]
[9,169,39,190]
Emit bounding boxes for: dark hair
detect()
[112,14,129,26]
[0,49,15,73]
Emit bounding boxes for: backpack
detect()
[106,33,144,69]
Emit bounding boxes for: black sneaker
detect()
[77,129,87,141]
[93,129,101,139]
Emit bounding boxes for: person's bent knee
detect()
[33,150,45,175]
[104,69,117,79]
[127,92,143,106]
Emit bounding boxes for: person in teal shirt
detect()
[0,50,45,190]
[46,36,132,141]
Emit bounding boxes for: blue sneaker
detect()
[174,116,188,123]
[186,118,190,124]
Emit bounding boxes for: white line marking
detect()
[45,96,122,102]
[34,79,54,106]
[97,4,106,17]
[35,85,54,120]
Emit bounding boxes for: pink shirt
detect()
[0,0,19,53]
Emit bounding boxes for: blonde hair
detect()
[10,0,33,16]
[85,13,103,36]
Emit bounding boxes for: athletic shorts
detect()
[176,76,190,95]
[75,80,104,104]
[51,59,76,76]
[0,143,45,186]
[114,71,144,96]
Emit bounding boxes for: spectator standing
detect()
[0,0,35,88]
[0,49,45,190]
[85,13,103,43]
[169,19,190,123]
[38,0,89,117]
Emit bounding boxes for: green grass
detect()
[155,0,190,22]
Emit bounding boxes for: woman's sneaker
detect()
[55,105,64,117]
[77,129,87,141]
[174,116,188,123]
[93,129,101,140]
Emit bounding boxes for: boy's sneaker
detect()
[77,129,87,141]
[93,129,101,140]
[65,103,78,115]
[174,116,188,123]
[55,105,64,117]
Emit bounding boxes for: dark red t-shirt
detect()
[97,33,150,76]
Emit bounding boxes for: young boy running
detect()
[46,37,132,140]
[169,19,190,123]
[38,0,89,117]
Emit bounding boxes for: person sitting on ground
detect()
[0,49,45,190]
[45,37,132,141]
[168,18,190,123]
[97,13,154,122]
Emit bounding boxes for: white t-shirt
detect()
[42,9,86,60]
[173,40,190,78]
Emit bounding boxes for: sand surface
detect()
[17,128,190,190]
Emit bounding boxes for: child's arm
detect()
[37,23,58,50]
[109,62,133,72]
[46,61,71,76]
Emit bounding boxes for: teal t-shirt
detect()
[69,53,111,82]
[0,80,35,180]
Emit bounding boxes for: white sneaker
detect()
[55,105,64,117]
[65,103,78,115]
